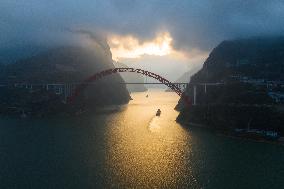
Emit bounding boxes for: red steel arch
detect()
[68,67,191,105]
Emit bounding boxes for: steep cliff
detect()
[190,37,284,83]
[0,45,131,116]
[177,37,284,135]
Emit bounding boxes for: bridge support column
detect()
[193,85,197,105]
[63,83,76,103]
[64,84,68,103]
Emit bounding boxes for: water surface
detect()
[0,90,283,188]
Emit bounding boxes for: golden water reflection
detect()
[105,90,198,188]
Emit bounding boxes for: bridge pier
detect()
[193,85,197,105]
[63,83,77,103]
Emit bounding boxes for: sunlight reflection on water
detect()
[149,116,160,132]
[104,90,198,188]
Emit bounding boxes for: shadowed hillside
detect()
[0,45,131,116]
[177,37,284,136]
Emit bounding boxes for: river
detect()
[0,90,283,188]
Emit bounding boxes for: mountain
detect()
[113,61,147,92]
[176,37,284,137]
[190,36,284,83]
[166,66,202,92]
[165,70,191,92]
[175,71,191,83]
[0,45,51,64]
[0,45,131,116]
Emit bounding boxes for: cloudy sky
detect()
[1,0,284,81]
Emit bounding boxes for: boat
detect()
[20,110,27,118]
[156,109,161,116]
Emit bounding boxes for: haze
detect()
[1,0,284,80]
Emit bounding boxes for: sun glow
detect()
[108,32,174,61]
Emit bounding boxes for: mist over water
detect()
[0,90,283,188]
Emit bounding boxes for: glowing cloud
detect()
[108,32,175,61]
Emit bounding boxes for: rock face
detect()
[190,37,284,83]
[174,71,191,83]
[176,37,284,135]
[113,61,147,92]
[0,45,131,116]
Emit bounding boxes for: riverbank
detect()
[179,120,284,145]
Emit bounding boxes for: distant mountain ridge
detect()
[113,61,147,92]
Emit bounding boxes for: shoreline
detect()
[180,121,284,146]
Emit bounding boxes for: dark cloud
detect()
[1,0,284,53]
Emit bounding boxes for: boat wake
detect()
[148,116,161,132]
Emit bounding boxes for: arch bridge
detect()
[7,68,223,106]
[69,67,191,104]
